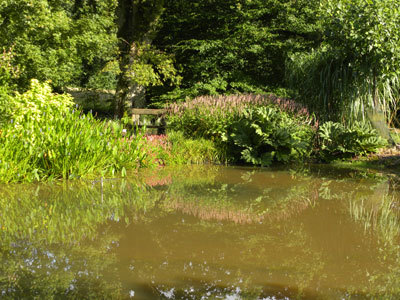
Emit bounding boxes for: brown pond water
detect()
[1,165,400,299]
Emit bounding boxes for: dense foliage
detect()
[167,94,315,166]
[0,0,396,182]
[0,0,119,89]
[149,0,321,104]
[0,0,322,105]
[1,0,399,126]
[230,106,314,165]
[318,121,387,161]
[0,80,153,182]
[287,0,400,124]
[321,0,400,79]
[168,94,389,164]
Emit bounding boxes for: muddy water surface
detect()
[0,165,399,299]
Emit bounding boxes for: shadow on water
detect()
[131,280,389,300]
[1,165,400,299]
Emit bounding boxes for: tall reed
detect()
[286,49,400,125]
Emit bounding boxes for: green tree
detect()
[149,0,321,104]
[0,0,118,89]
[0,0,180,117]
[113,0,180,117]
[321,0,400,111]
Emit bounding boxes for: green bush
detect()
[230,106,314,166]
[167,94,315,166]
[1,79,74,125]
[318,121,387,161]
[167,131,222,165]
[0,80,152,182]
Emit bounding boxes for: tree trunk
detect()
[114,0,164,118]
[114,42,147,118]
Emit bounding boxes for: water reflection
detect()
[0,165,399,299]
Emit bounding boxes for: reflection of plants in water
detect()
[160,169,318,224]
[0,167,221,299]
[0,230,124,299]
[123,168,327,298]
[365,241,400,299]
[0,178,165,299]
[160,167,400,299]
[349,195,400,245]
[319,175,399,244]
[1,165,399,299]
[261,181,318,219]
[347,184,400,299]
[140,164,219,186]
[0,179,165,244]
[120,218,325,299]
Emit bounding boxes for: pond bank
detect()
[331,146,400,177]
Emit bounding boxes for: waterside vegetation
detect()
[1,1,400,299]
[0,0,400,183]
[0,77,393,183]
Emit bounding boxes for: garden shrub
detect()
[167,94,315,166]
[230,106,314,166]
[318,121,387,161]
[2,79,74,126]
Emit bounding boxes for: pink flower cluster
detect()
[144,134,169,150]
[143,134,171,166]
[167,94,312,120]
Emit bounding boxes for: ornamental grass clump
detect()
[167,94,316,166]
[0,80,152,183]
[142,132,221,166]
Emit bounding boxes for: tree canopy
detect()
[1,0,399,122]
[149,0,321,103]
[0,0,321,104]
[321,0,400,80]
[0,0,119,89]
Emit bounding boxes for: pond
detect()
[0,165,399,299]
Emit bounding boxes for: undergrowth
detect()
[143,131,222,166]
[0,78,390,183]
[167,94,388,165]
[0,80,152,182]
[167,94,316,166]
